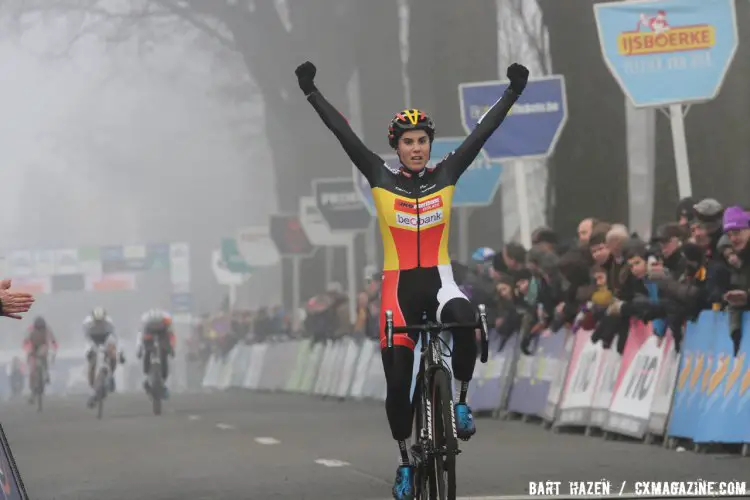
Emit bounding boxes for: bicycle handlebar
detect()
[384,304,490,364]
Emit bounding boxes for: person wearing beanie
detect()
[691,198,724,253]
[722,206,750,355]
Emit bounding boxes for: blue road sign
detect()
[594,0,738,107]
[458,75,567,161]
[352,137,503,214]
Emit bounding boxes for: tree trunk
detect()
[538,0,629,236]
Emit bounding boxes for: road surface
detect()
[2,390,747,499]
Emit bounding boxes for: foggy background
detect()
[0,0,748,347]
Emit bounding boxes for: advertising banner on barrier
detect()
[589,340,622,429]
[301,343,324,394]
[668,311,718,439]
[606,322,667,438]
[692,313,750,444]
[468,334,517,412]
[285,340,311,392]
[350,341,376,399]
[506,330,566,417]
[555,330,605,427]
[543,332,575,422]
[648,333,680,436]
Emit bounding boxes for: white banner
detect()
[606,335,667,437]
[590,343,622,428]
[556,331,604,427]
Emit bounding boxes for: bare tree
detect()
[8,0,366,214]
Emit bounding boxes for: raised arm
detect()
[446,63,529,182]
[295,61,381,183]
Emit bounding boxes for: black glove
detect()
[507,63,529,95]
[295,61,318,96]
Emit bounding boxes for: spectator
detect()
[721,206,750,354]
[353,291,369,337]
[577,218,598,247]
[654,222,686,277]
[531,227,560,254]
[491,242,526,280]
[0,280,34,320]
[605,224,629,265]
[692,198,731,304]
[676,196,697,231]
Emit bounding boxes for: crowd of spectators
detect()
[450,197,750,357]
[302,197,750,358]
[186,306,291,364]
[193,196,750,363]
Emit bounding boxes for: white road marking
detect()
[314,458,350,468]
[188,415,201,421]
[216,423,235,430]
[254,437,280,445]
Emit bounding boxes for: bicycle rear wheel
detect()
[430,369,457,500]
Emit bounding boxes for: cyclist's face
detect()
[397,130,430,172]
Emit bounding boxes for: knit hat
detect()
[693,198,724,224]
[722,206,750,232]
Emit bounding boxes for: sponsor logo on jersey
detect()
[393,195,444,228]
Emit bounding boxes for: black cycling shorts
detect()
[379,264,469,350]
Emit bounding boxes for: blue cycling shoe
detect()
[392,465,415,500]
[455,402,476,441]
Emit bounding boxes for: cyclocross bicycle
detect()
[384,304,490,500]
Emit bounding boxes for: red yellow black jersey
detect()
[307,89,518,271]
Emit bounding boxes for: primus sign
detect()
[313,177,372,233]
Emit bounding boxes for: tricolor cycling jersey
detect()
[307,89,518,271]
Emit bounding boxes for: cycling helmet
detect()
[33,316,46,329]
[92,307,107,321]
[388,108,435,149]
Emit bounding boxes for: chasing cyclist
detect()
[295,60,528,499]
[23,316,58,405]
[136,309,176,399]
[84,307,125,407]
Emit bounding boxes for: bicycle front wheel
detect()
[430,369,457,500]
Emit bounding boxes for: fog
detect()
[0,5,279,350]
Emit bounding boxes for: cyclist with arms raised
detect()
[295,60,528,499]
